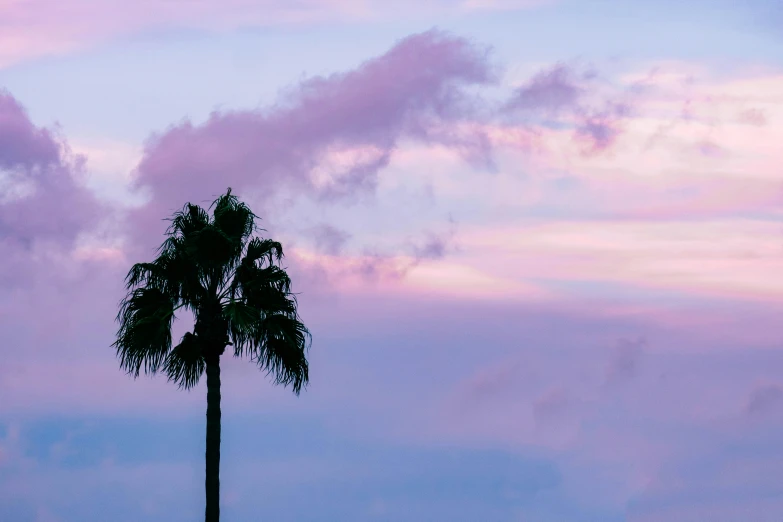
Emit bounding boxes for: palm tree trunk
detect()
[205,355,221,522]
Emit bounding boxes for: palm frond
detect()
[223,300,261,354]
[126,240,206,306]
[211,187,258,248]
[165,193,253,291]
[165,203,210,238]
[244,237,284,266]
[125,261,167,291]
[251,313,310,394]
[223,266,309,394]
[112,287,176,378]
[162,332,206,389]
[230,264,292,301]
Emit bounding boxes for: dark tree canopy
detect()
[112,188,310,393]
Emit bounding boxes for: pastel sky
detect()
[2,1,783,521]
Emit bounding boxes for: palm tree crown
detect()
[112,187,310,391]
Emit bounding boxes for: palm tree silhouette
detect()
[112,188,310,522]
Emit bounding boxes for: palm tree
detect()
[112,188,310,522]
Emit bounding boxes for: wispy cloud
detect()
[0,0,550,69]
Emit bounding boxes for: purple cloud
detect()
[0,92,60,170]
[336,225,458,282]
[413,235,449,259]
[505,64,633,153]
[505,63,583,115]
[0,92,103,286]
[126,29,495,253]
[409,218,458,261]
[309,223,352,256]
[573,101,631,154]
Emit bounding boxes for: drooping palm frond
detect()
[222,238,285,298]
[231,265,292,302]
[244,237,284,267]
[223,300,260,351]
[116,246,208,389]
[162,332,206,390]
[251,312,310,394]
[113,287,177,378]
[125,239,205,307]
[222,238,310,394]
[223,298,310,394]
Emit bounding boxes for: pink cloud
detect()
[737,107,767,126]
[0,0,368,68]
[456,219,783,302]
[287,245,554,301]
[487,66,783,219]
[0,0,547,69]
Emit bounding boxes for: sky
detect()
[1,1,783,521]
